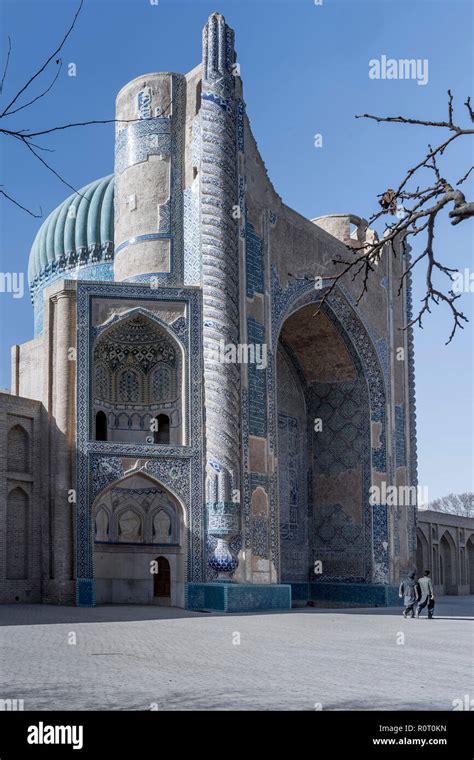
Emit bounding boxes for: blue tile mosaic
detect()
[245,221,264,298]
[247,318,267,437]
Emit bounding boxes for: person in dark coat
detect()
[416,570,435,619]
[399,571,419,618]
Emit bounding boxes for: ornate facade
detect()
[0,13,417,610]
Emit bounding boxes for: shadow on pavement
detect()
[0,596,472,626]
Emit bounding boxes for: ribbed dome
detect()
[28,175,114,289]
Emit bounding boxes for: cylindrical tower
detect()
[114,71,186,284]
[200,13,242,579]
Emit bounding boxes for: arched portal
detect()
[91,472,186,607]
[153,557,171,601]
[276,302,373,583]
[416,529,429,578]
[439,532,457,594]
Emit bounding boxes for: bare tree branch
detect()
[457,165,474,185]
[0,187,41,217]
[0,0,83,117]
[3,59,63,118]
[291,91,473,343]
[0,36,12,96]
[20,135,86,198]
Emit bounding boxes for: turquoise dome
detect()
[28,175,115,291]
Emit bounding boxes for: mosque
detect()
[0,13,418,611]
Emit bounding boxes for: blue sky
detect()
[0,0,472,501]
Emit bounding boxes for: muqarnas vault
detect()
[0,13,417,611]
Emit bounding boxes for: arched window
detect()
[7,425,29,473]
[96,411,107,441]
[153,414,170,444]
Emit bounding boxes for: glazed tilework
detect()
[115,118,171,175]
[201,12,243,578]
[247,318,267,437]
[75,282,203,604]
[245,221,264,297]
[395,404,407,468]
[270,266,391,583]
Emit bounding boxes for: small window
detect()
[153,414,170,444]
[96,411,108,441]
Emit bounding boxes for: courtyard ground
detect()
[0,596,472,711]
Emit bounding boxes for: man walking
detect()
[416,570,435,619]
[399,570,419,618]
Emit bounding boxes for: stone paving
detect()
[0,596,472,711]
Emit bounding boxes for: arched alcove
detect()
[91,311,183,445]
[416,528,429,577]
[91,471,186,607]
[467,535,474,594]
[440,532,457,594]
[276,303,371,583]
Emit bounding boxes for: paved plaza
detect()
[0,597,472,711]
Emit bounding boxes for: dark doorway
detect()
[467,537,474,594]
[154,414,170,444]
[440,533,457,594]
[154,556,171,598]
[96,411,107,441]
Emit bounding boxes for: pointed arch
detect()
[116,506,143,543]
[416,528,429,577]
[439,531,457,594]
[94,505,110,541]
[91,308,185,444]
[272,280,389,585]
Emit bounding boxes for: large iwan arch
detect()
[272,284,392,588]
